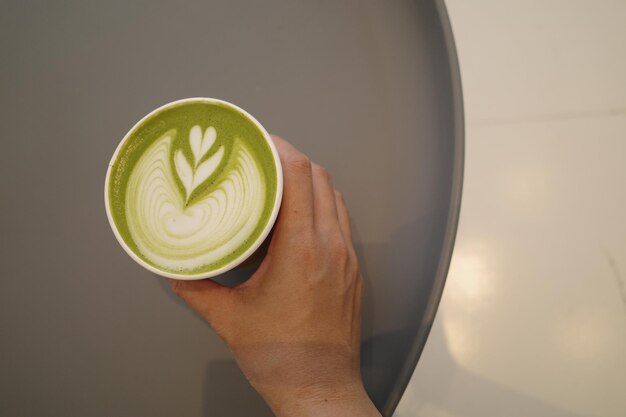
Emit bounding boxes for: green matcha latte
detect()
[105,98,283,279]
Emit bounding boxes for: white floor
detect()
[394,1,626,417]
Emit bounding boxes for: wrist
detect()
[267,382,381,417]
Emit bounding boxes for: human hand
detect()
[169,136,380,417]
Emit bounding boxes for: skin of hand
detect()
[168,136,381,417]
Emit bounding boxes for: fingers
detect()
[311,163,340,233]
[270,135,354,250]
[271,135,314,231]
[334,191,353,246]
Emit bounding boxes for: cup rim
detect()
[104,97,283,280]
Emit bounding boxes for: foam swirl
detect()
[125,127,265,272]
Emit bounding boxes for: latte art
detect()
[125,126,265,271]
[105,99,281,278]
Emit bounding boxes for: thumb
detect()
[168,278,235,323]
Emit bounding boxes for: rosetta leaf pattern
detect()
[175,125,223,202]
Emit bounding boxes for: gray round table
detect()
[0,1,463,415]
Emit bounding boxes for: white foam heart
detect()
[190,125,217,166]
[175,126,224,201]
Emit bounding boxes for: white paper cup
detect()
[104,98,283,280]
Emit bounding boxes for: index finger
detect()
[270,135,314,231]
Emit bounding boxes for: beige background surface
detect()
[395,1,626,416]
